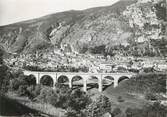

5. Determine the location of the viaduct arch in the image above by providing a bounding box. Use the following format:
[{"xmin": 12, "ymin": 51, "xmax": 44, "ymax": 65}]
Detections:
[{"xmin": 23, "ymin": 71, "xmax": 136, "ymax": 92}]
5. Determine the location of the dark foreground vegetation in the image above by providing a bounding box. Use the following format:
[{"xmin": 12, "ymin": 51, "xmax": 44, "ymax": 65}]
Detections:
[{"xmin": 0, "ymin": 94, "xmax": 38, "ymax": 116}]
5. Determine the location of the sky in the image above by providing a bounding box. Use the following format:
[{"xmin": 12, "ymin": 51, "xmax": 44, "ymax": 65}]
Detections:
[{"xmin": 0, "ymin": 0, "xmax": 119, "ymax": 26}]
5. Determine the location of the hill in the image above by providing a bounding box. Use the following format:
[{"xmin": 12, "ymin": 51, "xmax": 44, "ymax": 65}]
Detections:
[
  {"xmin": 0, "ymin": 0, "xmax": 166, "ymax": 61},
  {"xmin": 102, "ymin": 73, "xmax": 167, "ymax": 110},
  {"xmin": 0, "ymin": 0, "xmax": 137, "ymax": 54}
]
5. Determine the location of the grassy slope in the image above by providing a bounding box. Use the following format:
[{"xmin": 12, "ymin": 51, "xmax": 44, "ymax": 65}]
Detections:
[
  {"xmin": 0, "ymin": 94, "xmax": 37, "ymax": 116},
  {"xmin": 4, "ymin": 92, "xmax": 65, "ymax": 117},
  {"xmin": 102, "ymin": 73, "xmax": 167, "ymax": 111}
]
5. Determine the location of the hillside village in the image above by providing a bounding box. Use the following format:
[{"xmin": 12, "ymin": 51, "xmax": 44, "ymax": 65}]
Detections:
[{"xmin": 4, "ymin": 45, "xmax": 167, "ymax": 73}]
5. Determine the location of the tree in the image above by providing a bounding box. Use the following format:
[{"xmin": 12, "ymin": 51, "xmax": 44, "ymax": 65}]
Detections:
[
  {"xmin": 112, "ymin": 108, "xmax": 122, "ymax": 117},
  {"xmin": 125, "ymin": 102, "xmax": 167, "ymax": 117},
  {"xmin": 86, "ymin": 95, "xmax": 111, "ymax": 117},
  {"xmin": 126, "ymin": 107, "xmax": 144, "ymax": 117},
  {"xmin": 143, "ymin": 102, "xmax": 167, "ymax": 117},
  {"xmin": 0, "ymin": 64, "xmax": 11, "ymax": 93},
  {"xmin": 26, "ymin": 75, "xmax": 36, "ymax": 86},
  {"xmin": 10, "ymin": 78, "xmax": 20, "ymax": 91},
  {"xmin": 68, "ymin": 89, "xmax": 91, "ymax": 111},
  {"xmin": 26, "ymin": 85, "xmax": 42, "ymax": 100},
  {"xmin": 0, "ymin": 49, "xmax": 3, "ymax": 64},
  {"xmin": 65, "ymin": 107, "xmax": 84, "ymax": 117},
  {"xmin": 17, "ymin": 85, "xmax": 28, "ymax": 96}
]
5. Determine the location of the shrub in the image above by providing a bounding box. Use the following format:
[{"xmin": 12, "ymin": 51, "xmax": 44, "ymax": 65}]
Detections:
[
  {"xmin": 10, "ymin": 79, "xmax": 21, "ymax": 91},
  {"xmin": 36, "ymin": 87, "xmax": 55, "ymax": 103},
  {"xmin": 143, "ymin": 102, "xmax": 167, "ymax": 117},
  {"xmin": 53, "ymin": 86, "xmax": 72, "ymax": 108},
  {"xmin": 65, "ymin": 107, "xmax": 84, "ymax": 117},
  {"xmin": 145, "ymin": 92, "xmax": 157, "ymax": 101},
  {"xmin": 0, "ymin": 65, "xmax": 11, "ymax": 93},
  {"xmin": 9, "ymin": 74, "xmax": 28, "ymax": 91},
  {"xmin": 36, "ymin": 86, "xmax": 71, "ymax": 109},
  {"xmin": 26, "ymin": 75, "xmax": 36, "ymax": 86},
  {"xmin": 86, "ymin": 95, "xmax": 111, "ymax": 117},
  {"xmin": 17, "ymin": 85, "xmax": 28, "ymax": 96},
  {"xmin": 12, "ymin": 69, "xmax": 24, "ymax": 79},
  {"xmin": 128, "ymin": 68, "xmax": 139, "ymax": 73},
  {"xmin": 117, "ymin": 66, "xmax": 127, "ymax": 72},
  {"xmin": 26, "ymin": 85, "xmax": 36, "ymax": 99},
  {"xmin": 65, "ymin": 108, "xmax": 78, "ymax": 117},
  {"xmin": 117, "ymin": 96, "xmax": 124, "ymax": 102},
  {"xmin": 68, "ymin": 89, "xmax": 91, "ymax": 111},
  {"xmin": 32, "ymin": 85, "xmax": 42, "ymax": 98},
  {"xmin": 142, "ymin": 67, "xmax": 154, "ymax": 73},
  {"xmin": 126, "ymin": 107, "xmax": 144, "ymax": 117},
  {"xmin": 125, "ymin": 102, "xmax": 167, "ymax": 117},
  {"xmin": 25, "ymin": 84, "xmax": 43, "ymax": 100},
  {"xmin": 112, "ymin": 108, "xmax": 122, "ymax": 117}
]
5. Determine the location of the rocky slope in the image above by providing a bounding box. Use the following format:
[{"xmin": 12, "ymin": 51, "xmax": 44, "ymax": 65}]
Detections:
[
  {"xmin": 0, "ymin": 0, "xmax": 136, "ymax": 53},
  {"xmin": 0, "ymin": 0, "xmax": 166, "ymax": 57}
]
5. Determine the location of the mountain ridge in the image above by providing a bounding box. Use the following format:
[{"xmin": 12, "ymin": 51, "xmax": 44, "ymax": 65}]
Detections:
[{"xmin": 0, "ymin": 0, "xmax": 166, "ymax": 57}]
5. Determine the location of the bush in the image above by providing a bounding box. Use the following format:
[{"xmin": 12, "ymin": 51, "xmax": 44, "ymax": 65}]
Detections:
[
  {"xmin": 26, "ymin": 85, "xmax": 42, "ymax": 100},
  {"xmin": 65, "ymin": 107, "xmax": 84, "ymax": 117},
  {"xmin": 117, "ymin": 66, "xmax": 127, "ymax": 72},
  {"xmin": 126, "ymin": 107, "xmax": 144, "ymax": 117},
  {"xmin": 9, "ymin": 74, "xmax": 27, "ymax": 91},
  {"xmin": 36, "ymin": 87, "xmax": 55, "ymax": 103},
  {"xmin": 125, "ymin": 102, "xmax": 167, "ymax": 117},
  {"xmin": 0, "ymin": 65, "xmax": 11, "ymax": 93},
  {"xmin": 9, "ymin": 73, "xmax": 38, "ymax": 97},
  {"xmin": 117, "ymin": 96, "xmax": 124, "ymax": 102},
  {"xmin": 10, "ymin": 79, "xmax": 21, "ymax": 91},
  {"xmin": 30, "ymin": 85, "xmax": 42, "ymax": 99},
  {"xmin": 145, "ymin": 92, "xmax": 157, "ymax": 101},
  {"xmin": 36, "ymin": 85, "xmax": 71, "ymax": 109},
  {"xmin": 112, "ymin": 108, "xmax": 122, "ymax": 117},
  {"xmin": 142, "ymin": 67, "xmax": 154, "ymax": 73},
  {"xmin": 68, "ymin": 89, "xmax": 91, "ymax": 111},
  {"xmin": 53, "ymin": 86, "xmax": 72, "ymax": 109},
  {"xmin": 17, "ymin": 85, "xmax": 28, "ymax": 96},
  {"xmin": 86, "ymin": 95, "xmax": 111, "ymax": 117},
  {"xmin": 26, "ymin": 75, "xmax": 36, "ymax": 86},
  {"xmin": 144, "ymin": 102, "xmax": 167, "ymax": 117}
]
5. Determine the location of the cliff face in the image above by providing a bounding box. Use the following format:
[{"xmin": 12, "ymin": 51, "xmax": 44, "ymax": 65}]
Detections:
[{"xmin": 0, "ymin": 0, "xmax": 166, "ymax": 57}]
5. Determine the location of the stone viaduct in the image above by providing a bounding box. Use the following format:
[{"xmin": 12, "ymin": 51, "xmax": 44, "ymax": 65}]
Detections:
[{"xmin": 23, "ymin": 71, "xmax": 136, "ymax": 92}]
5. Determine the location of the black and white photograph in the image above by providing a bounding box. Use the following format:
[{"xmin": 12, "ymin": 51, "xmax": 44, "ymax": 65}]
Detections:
[{"xmin": 0, "ymin": 0, "xmax": 167, "ymax": 117}]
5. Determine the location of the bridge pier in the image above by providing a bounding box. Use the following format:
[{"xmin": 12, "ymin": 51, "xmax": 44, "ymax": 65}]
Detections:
[
  {"xmin": 68, "ymin": 76, "xmax": 73, "ymax": 89},
  {"xmin": 69, "ymin": 78, "xmax": 72, "ymax": 88},
  {"xmin": 98, "ymin": 76, "xmax": 103, "ymax": 92},
  {"xmin": 53, "ymin": 77, "xmax": 57, "ymax": 89},
  {"xmin": 83, "ymin": 78, "xmax": 87, "ymax": 92},
  {"xmin": 113, "ymin": 77, "xmax": 119, "ymax": 88}
]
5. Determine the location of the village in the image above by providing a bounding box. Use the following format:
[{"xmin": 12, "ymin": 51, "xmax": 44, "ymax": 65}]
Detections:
[{"xmin": 5, "ymin": 46, "xmax": 167, "ymax": 73}]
